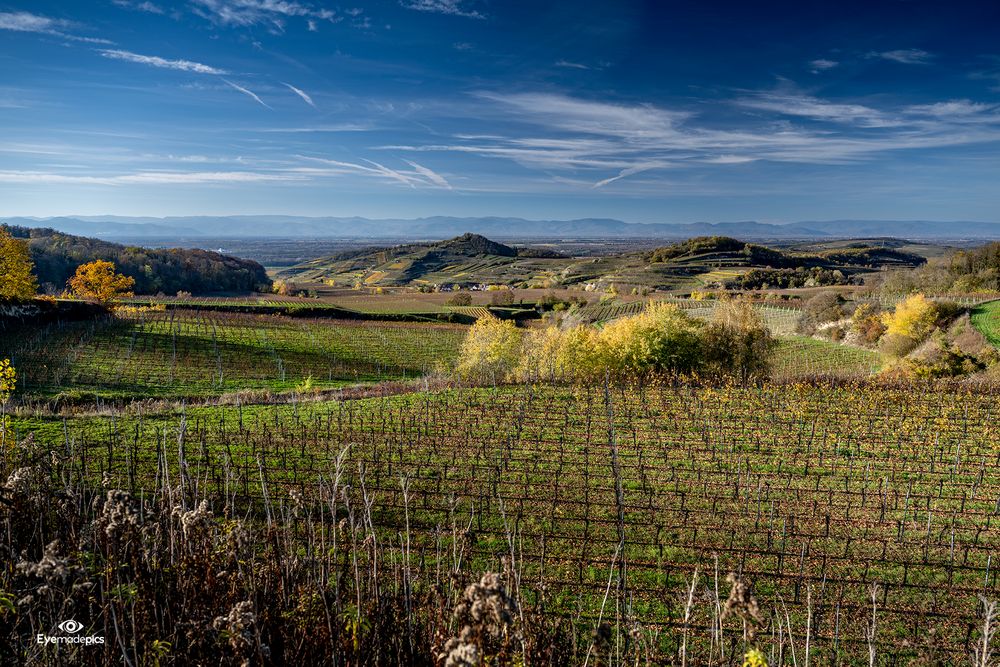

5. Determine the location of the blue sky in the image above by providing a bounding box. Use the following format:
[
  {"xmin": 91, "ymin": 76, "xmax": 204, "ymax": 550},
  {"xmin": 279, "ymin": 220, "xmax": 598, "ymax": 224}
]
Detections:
[{"xmin": 2, "ymin": 0, "xmax": 1000, "ymax": 223}]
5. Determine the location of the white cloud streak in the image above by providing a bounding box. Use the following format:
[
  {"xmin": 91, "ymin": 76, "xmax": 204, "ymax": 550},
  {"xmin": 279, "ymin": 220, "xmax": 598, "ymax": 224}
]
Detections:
[
  {"xmin": 404, "ymin": 160, "xmax": 451, "ymax": 188},
  {"xmin": 224, "ymin": 80, "xmax": 272, "ymax": 109},
  {"xmin": 296, "ymin": 155, "xmax": 452, "ymax": 188},
  {"xmin": 400, "ymin": 0, "xmax": 484, "ymax": 19},
  {"xmin": 282, "ymin": 82, "xmax": 317, "ymax": 108},
  {"xmin": 906, "ymin": 100, "xmax": 993, "ymax": 117},
  {"xmin": 737, "ymin": 93, "xmax": 898, "ymax": 127},
  {"xmin": 874, "ymin": 49, "xmax": 933, "ymax": 65},
  {"xmin": 190, "ymin": 0, "xmax": 341, "ymax": 28},
  {"xmin": 99, "ymin": 49, "xmax": 227, "ymax": 75},
  {"xmin": 809, "ymin": 59, "xmax": 838, "ymax": 73},
  {"xmin": 555, "ymin": 60, "xmax": 590, "ymax": 70},
  {"xmin": 0, "ymin": 11, "xmax": 113, "ymax": 44},
  {"xmin": 379, "ymin": 90, "xmax": 1000, "ymax": 190},
  {"xmin": 0, "ymin": 170, "xmax": 299, "ymax": 185},
  {"xmin": 112, "ymin": 1, "xmax": 165, "ymax": 14},
  {"xmin": 592, "ymin": 163, "xmax": 662, "ymax": 188}
]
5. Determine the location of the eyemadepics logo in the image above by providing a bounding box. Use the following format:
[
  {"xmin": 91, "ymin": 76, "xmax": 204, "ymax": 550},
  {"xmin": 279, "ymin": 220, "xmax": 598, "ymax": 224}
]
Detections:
[
  {"xmin": 37, "ymin": 619, "xmax": 105, "ymax": 645},
  {"xmin": 57, "ymin": 620, "xmax": 83, "ymax": 633}
]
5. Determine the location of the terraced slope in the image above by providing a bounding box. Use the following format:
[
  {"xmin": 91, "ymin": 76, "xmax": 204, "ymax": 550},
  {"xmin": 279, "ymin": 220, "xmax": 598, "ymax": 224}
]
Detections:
[{"xmin": 277, "ymin": 234, "xmax": 925, "ymax": 291}]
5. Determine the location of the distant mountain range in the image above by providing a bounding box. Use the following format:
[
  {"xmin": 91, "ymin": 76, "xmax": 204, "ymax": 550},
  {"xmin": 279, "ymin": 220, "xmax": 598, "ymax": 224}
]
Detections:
[{"xmin": 4, "ymin": 215, "xmax": 1000, "ymax": 241}]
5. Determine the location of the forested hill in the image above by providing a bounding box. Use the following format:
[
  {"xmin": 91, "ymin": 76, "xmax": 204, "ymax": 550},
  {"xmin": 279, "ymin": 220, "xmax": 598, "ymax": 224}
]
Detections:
[{"xmin": 4, "ymin": 226, "xmax": 271, "ymax": 295}]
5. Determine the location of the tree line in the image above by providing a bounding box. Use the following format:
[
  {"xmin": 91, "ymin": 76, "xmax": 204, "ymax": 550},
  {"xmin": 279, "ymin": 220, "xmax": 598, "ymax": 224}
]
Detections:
[{"xmin": 2, "ymin": 226, "xmax": 271, "ymax": 296}]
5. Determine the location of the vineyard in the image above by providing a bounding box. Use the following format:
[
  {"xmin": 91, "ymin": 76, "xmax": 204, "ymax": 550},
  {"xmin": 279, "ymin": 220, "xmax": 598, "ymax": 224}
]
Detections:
[
  {"xmin": 576, "ymin": 299, "xmax": 648, "ymax": 322},
  {"xmin": 771, "ymin": 337, "xmax": 883, "ymax": 379},
  {"xmin": 0, "ymin": 309, "xmax": 465, "ymax": 400},
  {"xmin": 9, "ymin": 381, "xmax": 1000, "ymax": 664},
  {"xmin": 581, "ymin": 298, "xmax": 805, "ymax": 338}
]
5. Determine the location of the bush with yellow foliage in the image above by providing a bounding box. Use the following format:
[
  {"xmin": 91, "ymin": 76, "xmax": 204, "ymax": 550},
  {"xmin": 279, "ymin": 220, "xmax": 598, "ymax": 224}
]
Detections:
[
  {"xmin": 454, "ymin": 317, "xmax": 523, "ymax": 382},
  {"xmin": 878, "ymin": 294, "xmax": 942, "ymax": 357},
  {"xmin": 882, "ymin": 294, "xmax": 938, "ymax": 340},
  {"xmin": 517, "ymin": 324, "xmax": 603, "ymax": 382},
  {"xmin": 597, "ymin": 302, "xmax": 703, "ymax": 376},
  {"xmin": 457, "ymin": 299, "xmax": 776, "ymax": 384}
]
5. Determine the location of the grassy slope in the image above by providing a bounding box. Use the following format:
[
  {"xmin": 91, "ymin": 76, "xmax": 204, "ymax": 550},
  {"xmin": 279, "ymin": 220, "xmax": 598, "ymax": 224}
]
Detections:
[
  {"xmin": 970, "ymin": 299, "xmax": 1000, "ymax": 348},
  {"xmin": 1, "ymin": 309, "xmax": 465, "ymax": 400}
]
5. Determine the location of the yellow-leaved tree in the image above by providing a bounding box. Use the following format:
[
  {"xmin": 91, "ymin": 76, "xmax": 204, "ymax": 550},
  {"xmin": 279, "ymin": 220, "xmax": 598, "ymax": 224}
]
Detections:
[
  {"xmin": 68, "ymin": 260, "xmax": 135, "ymax": 303},
  {"xmin": 455, "ymin": 317, "xmax": 522, "ymax": 382},
  {"xmin": 880, "ymin": 293, "xmax": 939, "ymax": 356},
  {"xmin": 0, "ymin": 228, "xmax": 38, "ymax": 301}
]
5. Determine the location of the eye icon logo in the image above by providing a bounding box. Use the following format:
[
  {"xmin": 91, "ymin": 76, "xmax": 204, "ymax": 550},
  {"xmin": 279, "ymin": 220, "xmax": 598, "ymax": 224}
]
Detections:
[{"xmin": 57, "ymin": 620, "xmax": 83, "ymax": 634}]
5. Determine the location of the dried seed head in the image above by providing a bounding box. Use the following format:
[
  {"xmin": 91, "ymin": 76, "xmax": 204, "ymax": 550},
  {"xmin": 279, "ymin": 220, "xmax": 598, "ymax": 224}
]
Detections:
[
  {"xmin": 443, "ymin": 637, "xmax": 481, "ymax": 667},
  {"xmin": 288, "ymin": 488, "xmax": 304, "ymax": 518},
  {"xmin": 16, "ymin": 540, "xmax": 84, "ymax": 585},
  {"xmin": 4, "ymin": 466, "xmax": 40, "ymax": 495},
  {"xmin": 100, "ymin": 490, "xmax": 141, "ymax": 539},
  {"xmin": 173, "ymin": 500, "xmax": 213, "ymax": 539},
  {"xmin": 453, "ymin": 572, "xmax": 518, "ymax": 637}
]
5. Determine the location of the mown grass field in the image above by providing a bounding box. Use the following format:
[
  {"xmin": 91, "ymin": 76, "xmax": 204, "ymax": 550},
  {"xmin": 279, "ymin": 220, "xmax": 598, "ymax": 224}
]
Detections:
[
  {"xmin": 11, "ymin": 381, "xmax": 1000, "ymax": 664},
  {"xmin": 0, "ymin": 309, "xmax": 465, "ymax": 400},
  {"xmin": 971, "ymin": 299, "xmax": 1000, "ymax": 349}
]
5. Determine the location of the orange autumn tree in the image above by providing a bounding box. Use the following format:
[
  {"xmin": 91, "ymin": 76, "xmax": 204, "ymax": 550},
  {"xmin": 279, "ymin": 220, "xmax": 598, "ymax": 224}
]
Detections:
[{"xmin": 68, "ymin": 260, "xmax": 135, "ymax": 303}]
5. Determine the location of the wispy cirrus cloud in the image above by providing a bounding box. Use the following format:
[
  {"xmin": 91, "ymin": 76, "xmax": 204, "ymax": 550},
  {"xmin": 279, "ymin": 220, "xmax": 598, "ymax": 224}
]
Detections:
[
  {"xmin": 737, "ymin": 93, "xmax": 898, "ymax": 127},
  {"xmin": 224, "ymin": 80, "xmax": 272, "ymax": 109},
  {"xmin": 379, "ymin": 90, "xmax": 1000, "ymax": 190},
  {"xmin": 111, "ymin": 0, "xmax": 165, "ymax": 14},
  {"xmin": 906, "ymin": 100, "xmax": 993, "ymax": 117},
  {"xmin": 256, "ymin": 124, "xmax": 372, "ymax": 133},
  {"xmin": 404, "ymin": 160, "xmax": 451, "ymax": 189},
  {"xmin": 0, "ymin": 10, "xmax": 112, "ymax": 44},
  {"xmin": 555, "ymin": 60, "xmax": 591, "ymax": 70},
  {"xmin": 702, "ymin": 155, "xmax": 759, "ymax": 165},
  {"xmin": 474, "ymin": 92, "xmax": 691, "ymax": 140},
  {"xmin": 809, "ymin": 59, "xmax": 838, "ymax": 73},
  {"xmin": 99, "ymin": 49, "xmax": 227, "ymax": 75},
  {"xmin": 296, "ymin": 155, "xmax": 451, "ymax": 188},
  {"xmin": 0, "ymin": 170, "xmax": 299, "ymax": 185},
  {"xmin": 190, "ymin": 0, "xmax": 344, "ymax": 29},
  {"xmin": 592, "ymin": 163, "xmax": 663, "ymax": 188},
  {"xmin": 282, "ymin": 82, "xmax": 317, "ymax": 108},
  {"xmin": 401, "ymin": 0, "xmax": 484, "ymax": 19},
  {"xmin": 872, "ymin": 49, "xmax": 934, "ymax": 65}
]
